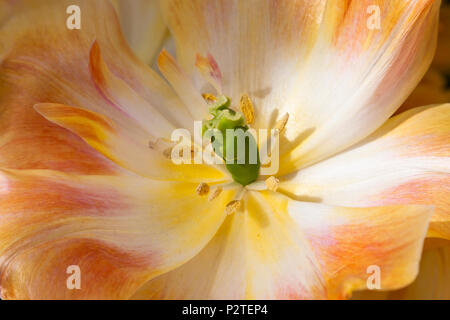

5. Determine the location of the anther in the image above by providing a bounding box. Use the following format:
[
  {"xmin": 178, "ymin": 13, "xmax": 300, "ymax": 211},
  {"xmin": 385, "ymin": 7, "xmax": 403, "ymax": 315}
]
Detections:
[
  {"xmin": 274, "ymin": 113, "xmax": 289, "ymax": 133},
  {"xmin": 196, "ymin": 182, "xmax": 210, "ymax": 196},
  {"xmin": 225, "ymin": 200, "xmax": 241, "ymax": 215},
  {"xmin": 265, "ymin": 176, "xmax": 280, "ymax": 192},
  {"xmin": 202, "ymin": 93, "xmax": 217, "ymax": 103},
  {"xmin": 240, "ymin": 93, "xmax": 254, "ymax": 124},
  {"xmin": 208, "ymin": 186, "xmax": 223, "ymax": 201}
]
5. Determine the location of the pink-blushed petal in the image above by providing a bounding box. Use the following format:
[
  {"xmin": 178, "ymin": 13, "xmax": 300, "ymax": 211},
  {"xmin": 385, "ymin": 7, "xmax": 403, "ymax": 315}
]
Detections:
[
  {"xmin": 353, "ymin": 239, "xmax": 450, "ymax": 300},
  {"xmin": 157, "ymin": 50, "xmax": 209, "ymax": 121},
  {"xmin": 162, "ymin": 0, "xmax": 440, "ymax": 173},
  {"xmin": 34, "ymin": 103, "xmax": 226, "ymax": 183},
  {"xmin": 88, "ymin": 40, "xmax": 176, "ymax": 139},
  {"xmin": 287, "ymin": 197, "xmax": 432, "ymax": 299},
  {"xmin": 0, "ymin": 168, "xmax": 234, "ymax": 299},
  {"xmin": 131, "ymin": 192, "xmax": 431, "ymax": 300},
  {"xmin": 111, "ymin": 0, "xmax": 167, "ymax": 65},
  {"xmin": 281, "ymin": 104, "xmax": 450, "ymax": 240},
  {"xmin": 0, "ymin": 0, "xmax": 192, "ymax": 174}
]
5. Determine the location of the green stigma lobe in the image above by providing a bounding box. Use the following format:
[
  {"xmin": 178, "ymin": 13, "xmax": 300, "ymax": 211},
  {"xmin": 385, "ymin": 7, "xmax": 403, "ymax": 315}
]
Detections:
[{"xmin": 202, "ymin": 95, "xmax": 260, "ymax": 186}]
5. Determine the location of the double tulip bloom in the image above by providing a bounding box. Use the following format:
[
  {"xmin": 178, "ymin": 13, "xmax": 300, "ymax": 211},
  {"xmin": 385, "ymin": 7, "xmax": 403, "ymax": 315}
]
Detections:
[{"xmin": 0, "ymin": 0, "xmax": 448, "ymax": 299}]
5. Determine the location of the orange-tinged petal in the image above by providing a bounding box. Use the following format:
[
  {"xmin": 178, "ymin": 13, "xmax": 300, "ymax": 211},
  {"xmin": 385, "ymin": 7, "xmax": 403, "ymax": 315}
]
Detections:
[
  {"xmin": 162, "ymin": 0, "xmax": 440, "ymax": 173},
  {"xmin": 281, "ymin": 104, "xmax": 450, "ymax": 240},
  {"xmin": 0, "ymin": 0, "xmax": 191, "ymax": 175},
  {"xmin": 157, "ymin": 49, "xmax": 208, "ymax": 121},
  {"xmin": 88, "ymin": 41, "xmax": 176, "ymax": 139},
  {"xmin": 0, "ymin": 168, "xmax": 234, "ymax": 299},
  {"xmin": 131, "ymin": 192, "xmax": 431, "ymax": 300},
  {"xmin": 287, "ymin": 198, "xmax": 432, "ymax": 299},
  {"xmin": 353, "ymin": 239, "xmax": 450, "ymax": 300},
  {"xmin": 34, "ymin": 103, "xmax": 226, "ymax": 183}
]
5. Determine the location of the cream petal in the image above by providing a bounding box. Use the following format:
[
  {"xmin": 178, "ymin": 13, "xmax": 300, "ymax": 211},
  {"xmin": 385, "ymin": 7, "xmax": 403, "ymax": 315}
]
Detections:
[
  {"xmin": 131, "ymin": 192, "xmax": 431, "ymax": 299},
  {"xmin": 162, "ymin": 0, "xmax": 440, "ymax": 173},
  {"xmin": 35, "ymin": 103, "xmax": 226, "ymax": 182},
  {"xmin": 131, "ymin": 191, "xmax": 326, "ymax": 300},
  {"xmin": 281, "ymin": 104, "xmax": 450, "ymax": 240}
]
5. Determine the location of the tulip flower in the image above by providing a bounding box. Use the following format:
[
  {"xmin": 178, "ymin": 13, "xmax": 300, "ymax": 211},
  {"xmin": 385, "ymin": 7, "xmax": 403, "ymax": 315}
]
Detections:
[
  {"xmin": 0, "ymin": 0, "xmax": 448, "ymax": 300},
  {"xmin": 398, "ymin": 1, "xmax": 450, "ymax": 113}
]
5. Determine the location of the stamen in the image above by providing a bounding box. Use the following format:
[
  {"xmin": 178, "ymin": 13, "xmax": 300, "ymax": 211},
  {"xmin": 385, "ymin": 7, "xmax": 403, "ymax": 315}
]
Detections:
[
  {"xmin": 261, "ymin": 160, "xmax": 272, "ymax": 168},
  {"xmin": 202, "ymin": 93, "xmax": 217, "ymax": 103},
  {"xmin": 163, "ymin": 144, "xmax": 195, "ymax": 160},
  {"xmin": 265, "ymin": 176, "xmax": 280, "ymax": 192},
  {"xmin": 208, "ymin": 186, "xmax": 223, "ymax": 201},
  {"xmin": 149, "ymin": 137, "xmax": 172, "ymax": 151},
  {"xmin": 225, "ymin": 200, "xmax": 241, "ymax": 215},
  {"xmin": 245, "ymin": 180, "xmax": 267, "ymax": 191},
  {"xmin": 195, "ymin": 54, "xmax": 223, "ymax": 93},
  {"xmin": 240, "ymin": 93, "xmax": 255, "ymax": 124},
  {"xmin": 274, "ymin": 113, "xmax": 289, "ymax": 133},
  {"xmin": 196, "ymin": 182, "xmax": 210, "ymax": 196},
  {"xmin": 162, "ymin": 147, "xmax": 173, "ymax": 159}
]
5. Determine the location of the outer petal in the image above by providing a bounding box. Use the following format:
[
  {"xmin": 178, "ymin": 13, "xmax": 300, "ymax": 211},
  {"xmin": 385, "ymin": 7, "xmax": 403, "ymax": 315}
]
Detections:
[
  {"xmin": 287, "ymin": 199, "xmax": 432, "ymax": 299},
  {"xmin": 397, "ymin": 68, "xmax": 450, "ymax": 114},
  {"xmin": 281, "ymin": 104, "xmax": 450, "ymax": 240},
  {"xmin": 0, "ymin": 168, "xmax": 233, "ymax": 299},
  {"xmin": 353, "ymin": 239, "xmax": 450, "ymax": 300},
  {"xmin": 34, "ymin": 103, "xmax": 226, "ymax": 182},
  {"xmin": 162, "ymin": 0, "xmax": 440, "ymax": 173},
  {"xmin": 112, "ymin": 0, "xmax": 168, "ymax": 65},
  {"xmin": 131, "ymin": 192, "xmax": 431, "ymax": 300},
  {"xmin": 0, "ymin": 0, "xmax": 192, "ymax": 174}
]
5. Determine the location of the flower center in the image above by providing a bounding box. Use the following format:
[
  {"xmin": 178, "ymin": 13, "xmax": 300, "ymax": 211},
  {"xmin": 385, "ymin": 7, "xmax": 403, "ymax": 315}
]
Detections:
[{"xmin": 202, "ymin": 95, "xmax": 260, "ymax": 186}]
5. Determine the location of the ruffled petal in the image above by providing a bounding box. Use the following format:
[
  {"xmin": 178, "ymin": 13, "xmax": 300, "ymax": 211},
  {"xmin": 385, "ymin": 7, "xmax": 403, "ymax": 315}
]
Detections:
[
  {"xmin": 112, "ymin": 0, "xmax": 167, "ymax": 65},
  {"xmin": 131, "ymin": 192, "xmax": 431, "ymax": 299},
  {"xmin": 0, "ymin": 168, "xmax": 233, "ymax": 299},
  {"xmin": 0, "ymin": 0, "xmax": 192, "ymax": 174},
  {"xmin": 288, "ymin": 198, "xmax": 432, "ymax": 299},
  {"xmin": 35, "ymin": 103, "xmax": 226, "ymax": 182},
  {"xmin": 162, "ymin": 0, "xmax": 440, "ymax": 172},
  {"xmin": 281, "ymin": 104, "xmax": 450, "ymax": 239},
  {"xmin": 353, "ymin": 239, "xmax": 450, "ymax": 299}
]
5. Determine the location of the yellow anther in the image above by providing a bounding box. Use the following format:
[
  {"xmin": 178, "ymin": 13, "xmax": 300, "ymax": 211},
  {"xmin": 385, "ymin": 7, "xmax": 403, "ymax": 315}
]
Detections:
[
  {"xmin": 202, "ymin": 93, "xmax": 217, "ymax": 103},
  {"xmin": 196, "ymin": 182, "xmax": 210, "ymax": 196},
  {"xmin": 240, "ymin": 93, "xmax": 254, "ymax": 124},
  {"xmin": 225, "ymin": 200, "xmax": 241, "ymax": 215},
  {"xmin": 265, "ymin": 176, "xmax": 280, "ymax": 192},
  {"xmin": 274, "ymin": 113, "xmax": 289, "ymax": 133},
  {"xmin": 208, "ymin": 186, "xmax": 223, "ymax": 201}
]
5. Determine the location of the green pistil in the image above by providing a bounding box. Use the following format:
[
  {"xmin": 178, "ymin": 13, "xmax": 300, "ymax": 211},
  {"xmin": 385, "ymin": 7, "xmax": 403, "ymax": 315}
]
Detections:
[{"xmin": 202, "ymin": 95, "xmax": 260, "ymax": 186}]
